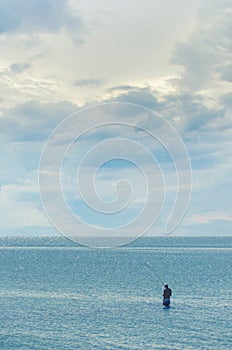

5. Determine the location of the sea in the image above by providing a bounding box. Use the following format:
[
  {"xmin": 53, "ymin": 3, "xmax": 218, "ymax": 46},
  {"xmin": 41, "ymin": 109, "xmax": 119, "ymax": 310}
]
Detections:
[{"xmin": 0, "ymin": 236, "xmax": 231, "ymax": 349}]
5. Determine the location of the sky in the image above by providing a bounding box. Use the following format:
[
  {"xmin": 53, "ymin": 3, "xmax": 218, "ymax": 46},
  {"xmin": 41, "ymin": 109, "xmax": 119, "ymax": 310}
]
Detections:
[{"xmin": 0, "ymin": 0, "xmax": 232, "ymax": 241}]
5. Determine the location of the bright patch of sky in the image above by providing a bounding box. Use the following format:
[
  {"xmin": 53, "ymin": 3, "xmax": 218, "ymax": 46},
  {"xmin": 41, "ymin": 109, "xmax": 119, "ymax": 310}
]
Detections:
[{"xmin": 0, "ymin": 0, "xmax": 232, "ymax": 238}]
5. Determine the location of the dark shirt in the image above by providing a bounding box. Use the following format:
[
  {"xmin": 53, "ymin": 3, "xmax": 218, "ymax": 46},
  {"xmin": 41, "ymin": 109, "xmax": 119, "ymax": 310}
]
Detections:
[{"xmin": 163, "ymin": 287, "xmax": 172, "ymax": 299}]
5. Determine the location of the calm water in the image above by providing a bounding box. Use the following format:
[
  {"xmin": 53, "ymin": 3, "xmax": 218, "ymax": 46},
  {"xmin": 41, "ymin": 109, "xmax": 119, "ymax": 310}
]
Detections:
[{"xmin": 0, "ymin": 236, "xmax": 231, "ymax": 349}]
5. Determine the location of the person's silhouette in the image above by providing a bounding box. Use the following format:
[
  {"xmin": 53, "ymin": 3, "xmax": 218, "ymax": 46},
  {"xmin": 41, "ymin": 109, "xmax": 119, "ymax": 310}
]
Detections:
[{"xmin": 163, "ymin": 284, "xmax": 172, "ymax": 306}]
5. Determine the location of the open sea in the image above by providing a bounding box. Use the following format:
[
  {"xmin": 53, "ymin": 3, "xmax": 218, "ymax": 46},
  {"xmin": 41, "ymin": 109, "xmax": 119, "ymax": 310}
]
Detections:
[{"xmin": 0, "ymin": 236, "xmax": 231, "ymax": 349}]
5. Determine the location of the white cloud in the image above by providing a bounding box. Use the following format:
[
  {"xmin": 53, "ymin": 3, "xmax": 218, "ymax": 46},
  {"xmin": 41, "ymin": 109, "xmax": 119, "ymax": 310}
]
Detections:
[{"xmin": 0, "ymin": 0, "xmax": 202, "ymax": 108}]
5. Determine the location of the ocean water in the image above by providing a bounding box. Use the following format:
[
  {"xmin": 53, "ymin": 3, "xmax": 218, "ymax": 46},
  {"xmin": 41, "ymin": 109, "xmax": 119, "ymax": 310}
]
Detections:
[{"xmin": 0, "ymin": 236, "xmax": 231, "ymax": 349}]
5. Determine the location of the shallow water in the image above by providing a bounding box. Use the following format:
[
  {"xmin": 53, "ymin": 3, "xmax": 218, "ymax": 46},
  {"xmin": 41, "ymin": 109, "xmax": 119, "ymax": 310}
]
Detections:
[{"xmin": 0, "ymin": 237, "xmax": 231, "ymax": 349}]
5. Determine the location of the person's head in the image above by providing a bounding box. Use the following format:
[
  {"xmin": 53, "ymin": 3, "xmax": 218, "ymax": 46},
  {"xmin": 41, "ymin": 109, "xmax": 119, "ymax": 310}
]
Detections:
[{"xmin": 164, "ymin": 284, "xmax": 168, "ymax": 288}]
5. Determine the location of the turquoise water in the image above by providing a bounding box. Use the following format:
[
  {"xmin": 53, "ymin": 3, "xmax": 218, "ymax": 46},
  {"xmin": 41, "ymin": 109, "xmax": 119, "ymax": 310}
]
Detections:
[{"xmin": 0, "ymin": 237, "xmax": 231, "ymax": 349}]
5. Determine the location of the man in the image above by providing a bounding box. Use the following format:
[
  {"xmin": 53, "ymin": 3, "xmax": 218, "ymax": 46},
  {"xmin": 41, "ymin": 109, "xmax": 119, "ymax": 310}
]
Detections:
[{"xmin": 163, "ymin": 284, "xmax": 172, "ymax": 306}]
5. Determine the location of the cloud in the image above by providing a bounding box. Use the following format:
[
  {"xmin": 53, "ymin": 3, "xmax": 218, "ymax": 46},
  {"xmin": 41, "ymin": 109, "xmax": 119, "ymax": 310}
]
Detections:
[
  {"xmin": 105, "ymin": 84, "xmax": 226, "ymax": 135},
  {"xmin": 176, "ymin": 93, "xmax": 224, "ymax": 132},
  {"xmin": 107, "ymin": 85, "xmax": 137, "ymax": 93},
  {"xmin": 0, "ymin": 89, "xmax": 230, "ymax": 236},
  {"xmin": 74, "ymin": 78, "xmax": 103, "ymax": 87},
  {"xmin": 0, "ymin": 68, "xmax": 73, "ymax": 108},
  {"xmin": 217, "ymin": 64, "xmax": 232, "ymax": 83},
  {"xmin": 107, "ymin": 85, "xmax": 162, "ymax": 111},
  {"xmin": 10, "ymin": 62, "xmax": 31, "ymax": 73},
  {"xmin": 173, "ymin": 0, "xmax": 232, "ymax": 92},
  {"xmin": 173, "ymin": 41, "xmax": 219, "ymax": 90},
  {"xmin": 0, "ymin": 100, "xmax": 79, "ymax": 233},
  {"xmin": 0, "ymin": 0, "xmax": 231, "ymax": 237},
  {"xmin": 0, "ymin": 0, "xmax": 83, "ymax": 44},
  {"xmin": 221, "ymin": 92, "xmax": 232, "ymax": 108},
  {"xmin": 0, "ymin": 100, "xmax": 77, "ymax": 142},
  {"xmin": 185, "ymin": 211, "xmax": 232, "ymax": 225}
]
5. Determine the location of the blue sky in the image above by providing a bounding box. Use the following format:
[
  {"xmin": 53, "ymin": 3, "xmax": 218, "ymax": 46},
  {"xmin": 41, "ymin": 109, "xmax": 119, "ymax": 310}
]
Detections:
[{"xmin": 0, "ymin": 0, "xmax": 232, "ymax": 239}]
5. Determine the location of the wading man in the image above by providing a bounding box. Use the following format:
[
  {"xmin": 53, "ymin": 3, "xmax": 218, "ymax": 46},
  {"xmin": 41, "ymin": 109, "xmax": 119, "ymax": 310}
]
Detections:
[{"xmin": 163, "ymin": 284, "xmax": 172, "ymax": 306}]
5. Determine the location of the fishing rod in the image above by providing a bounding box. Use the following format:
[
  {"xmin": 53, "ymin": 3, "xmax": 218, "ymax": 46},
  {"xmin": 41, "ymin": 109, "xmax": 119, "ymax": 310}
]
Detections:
[{"xmin": 145, "ymin": 262, "xmax": 165, "ymax": 286}]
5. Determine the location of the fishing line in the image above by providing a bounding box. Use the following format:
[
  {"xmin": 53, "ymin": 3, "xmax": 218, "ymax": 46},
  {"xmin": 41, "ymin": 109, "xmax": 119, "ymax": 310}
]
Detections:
[{"xmin": 145, "ymin": 262, "xmax": 165, "ymax": 286}]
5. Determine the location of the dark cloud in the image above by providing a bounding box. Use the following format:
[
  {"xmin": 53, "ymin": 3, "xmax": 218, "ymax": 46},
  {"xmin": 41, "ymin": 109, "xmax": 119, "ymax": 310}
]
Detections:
[
  {"xmin": 106, "ymin": 84, "xmax": 225, "ymax": 133},
  {"xmin": 0, "ymin": 0, "xmax": 83, "ymax": 44},
  {"xmin": 10, "ymin": 62, "xmax": 31, "ymax": 73},
  {"xmin": 221, "ymin": 92, "xmax": 232, "ymax": 107},
  {"xmin": 107, "ymin": 85, "xmax": 136, "ymax": 93},
  {"xmin": 177, "ymin": 94, "xmax": 224, "ymax": 132},
  {"xmin": 173, "ymin": 37, "xmax": 221, "ymax": 91},
  {"xmin": 0, "ymin": 100, "xmax": 77, "ymax": 142},
  {"xmin": 74, "ymin": 79, "xmax": 103, "ymax": 87},
  {"xmin": 218, "ymin": 64, "xmax": 232, "ymax": 82},
  {"xmin": 107, "ymin": 86, "xmax": 161, "ymax": 111},
  {"xmin": 173, "ymin": 0, "xmax": 232, "ymax": 91}
]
